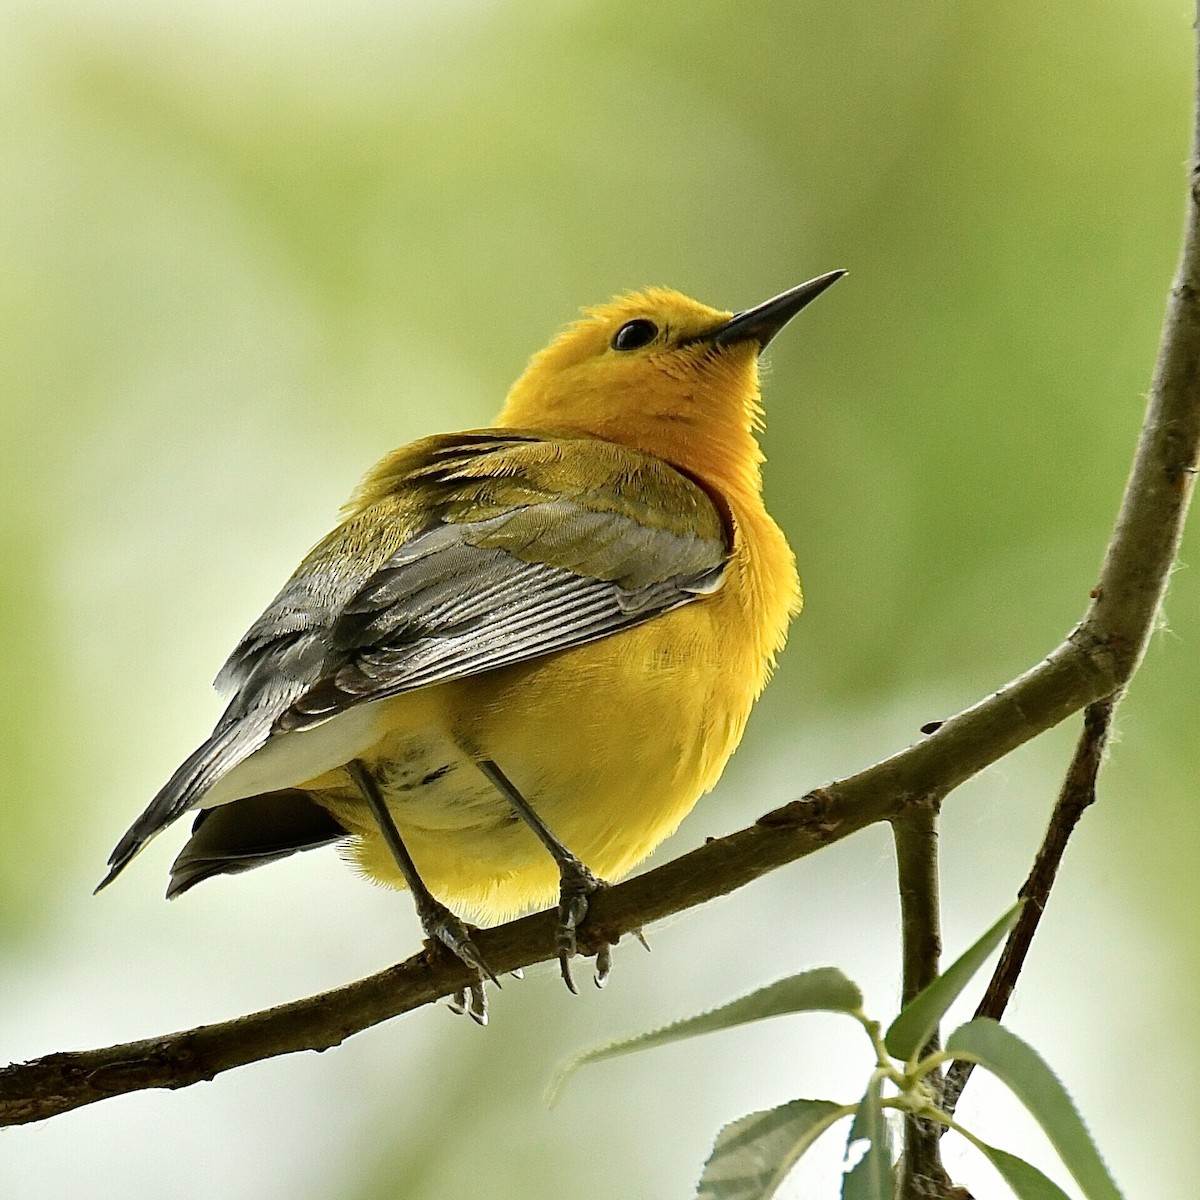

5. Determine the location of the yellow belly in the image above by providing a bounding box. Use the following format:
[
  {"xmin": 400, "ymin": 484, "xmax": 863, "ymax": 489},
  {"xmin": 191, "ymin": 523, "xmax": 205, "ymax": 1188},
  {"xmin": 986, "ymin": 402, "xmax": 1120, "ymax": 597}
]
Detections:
[{"xmin": 311, "ymin": 580, "xmax": 775, "ymax": 923}]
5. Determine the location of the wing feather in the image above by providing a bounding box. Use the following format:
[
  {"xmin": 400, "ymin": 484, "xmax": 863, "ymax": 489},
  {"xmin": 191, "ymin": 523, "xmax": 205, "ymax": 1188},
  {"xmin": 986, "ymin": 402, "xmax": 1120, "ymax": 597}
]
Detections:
[
  {"xmin": 269, "ymin": 434, "xmax": 730, "ymax": 729},
  {"xmin": 103, "ymin": 431, "xmax": 729, "ymax": 880}
]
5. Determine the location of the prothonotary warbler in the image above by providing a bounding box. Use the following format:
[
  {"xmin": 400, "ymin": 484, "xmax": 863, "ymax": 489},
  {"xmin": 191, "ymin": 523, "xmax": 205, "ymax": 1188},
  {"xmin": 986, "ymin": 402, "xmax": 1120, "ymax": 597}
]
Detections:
[{"xmin": 99, "ymin": 271, "xmax": 845, "ymax": 1017}]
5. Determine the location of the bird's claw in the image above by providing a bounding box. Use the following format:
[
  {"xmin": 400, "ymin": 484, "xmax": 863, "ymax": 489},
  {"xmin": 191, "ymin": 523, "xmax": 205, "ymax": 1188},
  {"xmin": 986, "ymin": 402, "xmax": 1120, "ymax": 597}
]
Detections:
[
  {"xmin": 447, "ymin": 982, "xmax": 488, "ymax": 1025},
  {"xmin": 594, "ymin": 942, "xmax": 612, "ymax": 989},
  {"xmin": 555, "ymin": 862, "xmax": 610, "ymax": 994},
  {"xmin": 419, "ymin": 900, "xmax": 498, "ymax": 986},
  {"xmin": 416, "ymin": 895, "xmax": 498, "ymax": 1023}
]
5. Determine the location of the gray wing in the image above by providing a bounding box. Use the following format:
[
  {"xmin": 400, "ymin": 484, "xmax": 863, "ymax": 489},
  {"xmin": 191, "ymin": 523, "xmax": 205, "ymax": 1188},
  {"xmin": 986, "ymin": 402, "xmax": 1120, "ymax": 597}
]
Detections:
[
  {"xmin": 277, "ymin": 507, "xmax": 727, "ymax": 730},
  {"xmin": 100, "ymin": 436, "xmax": 728, "ymax": 887}
]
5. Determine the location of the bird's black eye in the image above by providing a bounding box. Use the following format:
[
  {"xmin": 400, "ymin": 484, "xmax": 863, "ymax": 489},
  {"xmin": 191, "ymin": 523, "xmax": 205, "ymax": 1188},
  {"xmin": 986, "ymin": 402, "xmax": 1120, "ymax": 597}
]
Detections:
[{"xmin": 611, "ymin": 319, "xmax": 659, "ymax": 351}]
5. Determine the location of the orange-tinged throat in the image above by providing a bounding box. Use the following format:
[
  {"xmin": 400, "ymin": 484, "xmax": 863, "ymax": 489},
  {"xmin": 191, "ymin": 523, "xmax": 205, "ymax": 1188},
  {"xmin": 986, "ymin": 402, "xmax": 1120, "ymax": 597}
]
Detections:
[{"xmin": 496, "ymin": 338, "xmax": 768, "ymax": 504}]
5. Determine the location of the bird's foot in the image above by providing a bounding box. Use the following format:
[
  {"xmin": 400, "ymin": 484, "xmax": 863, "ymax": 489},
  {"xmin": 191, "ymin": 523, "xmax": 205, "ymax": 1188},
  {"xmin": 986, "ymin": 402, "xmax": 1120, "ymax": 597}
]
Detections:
[
  {"xmin": 413, "ymin": 895, "xmax": 498, "ymax": 1025},
  {"xmin": 556, "ymin": 861, "xmax": 611, "ymax": 993}
]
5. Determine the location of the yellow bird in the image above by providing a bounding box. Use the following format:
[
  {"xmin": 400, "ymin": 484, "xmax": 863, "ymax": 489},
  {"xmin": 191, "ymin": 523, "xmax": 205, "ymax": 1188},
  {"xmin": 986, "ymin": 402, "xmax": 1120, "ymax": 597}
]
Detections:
[{"xmin": 99, "ymin": 272, "xmax": 845, "ymax": 1016}]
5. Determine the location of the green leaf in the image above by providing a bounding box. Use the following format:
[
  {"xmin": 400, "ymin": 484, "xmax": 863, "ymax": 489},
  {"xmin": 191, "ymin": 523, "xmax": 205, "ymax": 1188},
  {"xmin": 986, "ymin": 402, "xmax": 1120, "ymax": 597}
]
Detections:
[
  {"xmin": 885, "ymin": 901, "xmax": 1023, "ymax": 1061},
  {"xmin": 946, "ymin": 1019, "xmax": 1124, "ymax": 1200},
  {"xmin": 970, "ymin": 1139, "xmax": 1074, "ymax": 1200},
  {"xmin": 695, "ymin": 1098, "xmax": 848, "ymax": 1200},
  {"xmin": 548, "ymin": 968, "xmax": 864, "ymax": 1105},
  {"xmin": 841, "ymin": 1078, "xmax": 893, "ymax": 1200}
]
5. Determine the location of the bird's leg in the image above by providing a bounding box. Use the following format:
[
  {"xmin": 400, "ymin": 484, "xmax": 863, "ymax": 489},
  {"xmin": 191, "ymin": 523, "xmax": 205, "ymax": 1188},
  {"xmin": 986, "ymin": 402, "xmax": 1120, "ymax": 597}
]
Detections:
[
  {"xmin": 346, "ymin": 759, "xmax": 497, "ymax": 1023},
  {"xmin": 476, "ymin": 758, "xmax": 610, "ymax": 993}
]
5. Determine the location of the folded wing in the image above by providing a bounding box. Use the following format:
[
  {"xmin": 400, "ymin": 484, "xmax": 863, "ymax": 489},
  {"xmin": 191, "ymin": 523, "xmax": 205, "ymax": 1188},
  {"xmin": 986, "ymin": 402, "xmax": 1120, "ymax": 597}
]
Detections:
[{"xmin": 101, "ymin": 431, "xmax": 729, "ymax": 885}]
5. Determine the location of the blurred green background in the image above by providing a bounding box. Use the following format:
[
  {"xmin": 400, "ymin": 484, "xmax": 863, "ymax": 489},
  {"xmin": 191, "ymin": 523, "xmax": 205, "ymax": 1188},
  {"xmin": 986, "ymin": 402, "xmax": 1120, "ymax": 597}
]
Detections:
[{"xmin": 2, "ymin": 1, "xmax": 1195, "ymax": 1196}]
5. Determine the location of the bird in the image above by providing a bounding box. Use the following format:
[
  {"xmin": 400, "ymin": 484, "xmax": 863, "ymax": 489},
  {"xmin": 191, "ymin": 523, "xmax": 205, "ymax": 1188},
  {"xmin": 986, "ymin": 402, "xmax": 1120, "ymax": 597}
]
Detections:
[{"xmin": 98, "ymin": 271, "xmax": 845, "ymax": 1020}]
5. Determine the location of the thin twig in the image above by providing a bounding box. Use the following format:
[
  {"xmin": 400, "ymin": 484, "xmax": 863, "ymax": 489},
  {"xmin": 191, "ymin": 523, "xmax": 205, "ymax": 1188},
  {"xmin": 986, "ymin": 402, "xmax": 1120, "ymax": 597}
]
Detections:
[
  {"xmin": 0, "ymin": 785, "xmax": 899, "ymax": 1128},
  {"xmin": 895, "ymin": 798, "xmax": 945, "ymax": 1011},
  {"xmin": 4, "ymin": 10, "xmax": 1200, "ymax": 1125},
  {"xmin": 942, "ymin": 699, "xmax": 1115, "ymax": 1117},
  {"xmin": 940, "ymin": 0, "xmax": 1200, "ymax": 1114},
  {"xmin": 892, "ymin": 798, "xmax": 960, "ymax": 1198}
]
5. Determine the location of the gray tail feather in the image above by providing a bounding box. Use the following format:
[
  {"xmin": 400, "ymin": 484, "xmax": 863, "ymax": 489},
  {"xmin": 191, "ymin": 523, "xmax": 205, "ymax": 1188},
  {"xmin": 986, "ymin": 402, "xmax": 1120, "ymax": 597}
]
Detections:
[
  {"xmin": 167, "ymin": 790, "xmax": 348, "ymax": 898},
  {"xmin": 96, "ymin": 716, "xmax": 273, "ymax": 893}
]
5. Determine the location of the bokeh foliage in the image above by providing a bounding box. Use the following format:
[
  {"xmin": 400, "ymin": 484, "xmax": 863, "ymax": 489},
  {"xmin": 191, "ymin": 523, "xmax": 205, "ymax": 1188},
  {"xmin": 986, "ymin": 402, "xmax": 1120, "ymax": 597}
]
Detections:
[{"xmin": 1, "ymin": 1, "xmax": 1195, "ymax": 1197}]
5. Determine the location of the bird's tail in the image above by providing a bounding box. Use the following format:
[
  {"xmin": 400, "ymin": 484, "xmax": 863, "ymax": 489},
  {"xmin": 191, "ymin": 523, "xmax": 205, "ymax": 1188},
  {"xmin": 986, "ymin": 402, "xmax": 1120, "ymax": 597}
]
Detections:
[
  {"xmin": 95, "ymin": 715, "xmax": 273, "ymax": 893},
  {"xmin": 166, "ymin": 789, "xmax": 348, "ymax": 899}
]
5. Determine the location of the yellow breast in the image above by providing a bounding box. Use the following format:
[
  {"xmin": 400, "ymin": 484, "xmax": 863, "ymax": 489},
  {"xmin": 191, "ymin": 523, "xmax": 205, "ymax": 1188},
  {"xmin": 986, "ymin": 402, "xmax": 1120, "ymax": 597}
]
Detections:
[{"xmin": 316, "ymin": 494, "xmax": 799, "ymax": 923}]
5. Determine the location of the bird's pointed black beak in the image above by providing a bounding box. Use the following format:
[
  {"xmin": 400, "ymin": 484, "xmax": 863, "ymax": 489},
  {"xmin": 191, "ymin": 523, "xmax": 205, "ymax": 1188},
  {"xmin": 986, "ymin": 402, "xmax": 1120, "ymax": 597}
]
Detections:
[{"xmin": 700, "ymin": 270, "xmax": 847, "ymax": 353}]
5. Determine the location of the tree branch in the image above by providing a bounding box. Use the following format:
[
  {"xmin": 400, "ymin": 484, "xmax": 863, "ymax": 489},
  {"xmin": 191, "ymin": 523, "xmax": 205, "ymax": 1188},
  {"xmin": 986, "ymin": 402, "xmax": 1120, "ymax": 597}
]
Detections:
[
  {"xmin": 941, "ymin": 698, "xmax": 1115, "ymax": 1117},
  {"xmin": 0, "ymin": 614, "xmax": 1171, "ymax": 1128},
  {"xmin": 940, "ymin": 0, "xmax": 1200, "ymax": 1121},
  {"xmin": 892, "ymin": 798, "xmax": 960, "ymax": 1198},
  {"xmin": 5, "ymin": 18, "xmax": 1199, "ymax": 1126},
  {"xmin": 894, "ymin": 799, "xmax": 945, "ymax": 1013}
]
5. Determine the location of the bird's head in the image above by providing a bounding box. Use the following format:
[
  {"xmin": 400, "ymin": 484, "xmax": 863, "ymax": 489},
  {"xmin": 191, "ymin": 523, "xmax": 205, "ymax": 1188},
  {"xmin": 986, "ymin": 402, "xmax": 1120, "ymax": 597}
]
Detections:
[{"xmin": 497, "ymin": 272, "xmax": 845, "ymax": 494}]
